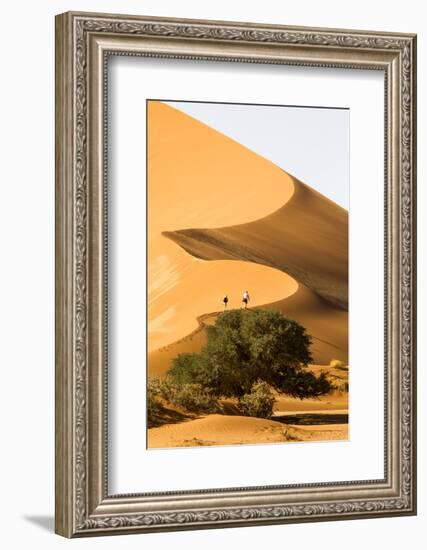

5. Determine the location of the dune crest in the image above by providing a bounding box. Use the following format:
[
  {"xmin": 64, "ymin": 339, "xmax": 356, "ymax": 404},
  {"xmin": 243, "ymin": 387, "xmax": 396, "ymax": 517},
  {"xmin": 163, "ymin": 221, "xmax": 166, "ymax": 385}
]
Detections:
[
  {"xmin": 147, "ymin": 101, "xmax": 299, "ymax": 350},
  {"xmin": 163, "ymin": 175, "xmax": 348, "ymax": 310},
  {"xmin": 148, "ymin": 100, "xmax": 348, "ymax": 367},
  {"xmin": 147, "ymin": 234, "xmax": 301, "ymax": 352},
  {"xmin": 148, "ymin": 101, "xmax": 295, "ymax": 234}
]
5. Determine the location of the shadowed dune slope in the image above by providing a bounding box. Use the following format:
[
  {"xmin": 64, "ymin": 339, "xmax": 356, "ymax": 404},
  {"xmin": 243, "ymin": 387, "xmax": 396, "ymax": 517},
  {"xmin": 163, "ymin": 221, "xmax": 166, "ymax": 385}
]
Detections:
[
  {"xmin": 263, "ymin": 285, "xmax": 348, "ymax": 364},
  {"xmin": 163, "ymin": 176, "xmax": 348, "ymax": 310}
]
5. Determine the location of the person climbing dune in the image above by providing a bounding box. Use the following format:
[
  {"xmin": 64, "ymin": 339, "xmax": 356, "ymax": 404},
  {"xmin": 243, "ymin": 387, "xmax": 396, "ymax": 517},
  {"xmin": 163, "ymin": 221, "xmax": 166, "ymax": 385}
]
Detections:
[{"xmin": 242, "ymin": 290, "xmax": 250, "ymax": 309}]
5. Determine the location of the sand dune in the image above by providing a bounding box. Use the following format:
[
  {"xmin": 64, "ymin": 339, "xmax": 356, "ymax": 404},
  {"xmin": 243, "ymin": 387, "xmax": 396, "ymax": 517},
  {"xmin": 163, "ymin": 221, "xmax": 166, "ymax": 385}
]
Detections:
[
  {"xmin": 148, "ymin": 101, "xmax": 299, "ymax": 350},
  {"xmin": 164, "ymin": 175, "xmax": 348, "ymax": 310},
  {"xmin": 148, "ymin": 280, "xmax": 348, "ymax": 379},
  {"xmin": 148, "ymin": 99, "xmax": 348, "ymax": 377},
  {"xmin": 263, "ymin": 285, "xmax": 348, "ymax": 364},
  {"xmin": 148, "ymin": 238, "xmax": 298, "ymax": 351},
  {"xmin": 148, "ymin": 101, "xmax": 295, "ymax": 235},
  {"xmin": 148, "ymin": 363, "xmax": 349, "ymax": 448},
  {"xmin": 147, "ymin": 101, "xmax": 349, "ymax": 448},
  {"xmin": 147, "ymin": 365, "xmax": 348, "ymax": 448},
  {"xmin": 148, "ymin": 413, "xmax": 348, "ymax": 449}
]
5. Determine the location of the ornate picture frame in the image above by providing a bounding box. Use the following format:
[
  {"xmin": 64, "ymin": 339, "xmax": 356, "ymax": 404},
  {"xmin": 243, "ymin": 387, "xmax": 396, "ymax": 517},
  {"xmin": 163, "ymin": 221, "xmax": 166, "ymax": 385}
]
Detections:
[{"xmin": 55, "ymin": 11, "xmax": 417, "ymax": 537}]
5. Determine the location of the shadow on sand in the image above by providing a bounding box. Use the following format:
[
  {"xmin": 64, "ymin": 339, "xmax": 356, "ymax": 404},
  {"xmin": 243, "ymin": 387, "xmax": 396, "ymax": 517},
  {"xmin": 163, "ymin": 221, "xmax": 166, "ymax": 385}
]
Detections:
[
  {"xmin": 148, "ymin": 406, "xmax": 198, "ymax": 428},
  {"xmin": 273, "ymin": 413, "xmax": 348, "ymax": 426}
]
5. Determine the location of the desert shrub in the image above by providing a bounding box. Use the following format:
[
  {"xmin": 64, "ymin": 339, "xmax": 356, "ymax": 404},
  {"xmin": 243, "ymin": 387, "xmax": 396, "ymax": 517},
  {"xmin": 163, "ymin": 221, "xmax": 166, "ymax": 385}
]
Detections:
[
  {"xmin": 169, "ymin": 309, "xmax": 332, "ymax": 399},
  {"xmin": 334, "ymin": 381, "xmax": 349, "ymax": 392},
  {"xmin": 330, "ymin": 359, "xmax": 346, "ymax": 369},
  {"xmin": 153, "ymin": 378, "xmax": 219, "ymax": 413},
  {"xmin": 238, "ymin": 381, "xmax": 275, "ymax": 419},
  {"xmin": 168, "ymin": 383, "xmax": 219, "ymax": 413},
  {"xmin": 147, "ymin": 377, "xmax": 163, "ymax": 426}
]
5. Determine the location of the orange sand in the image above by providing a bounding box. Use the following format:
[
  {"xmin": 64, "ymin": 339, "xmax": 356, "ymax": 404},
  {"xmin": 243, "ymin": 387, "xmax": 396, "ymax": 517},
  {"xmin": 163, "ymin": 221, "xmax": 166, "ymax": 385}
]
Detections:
[
  {"xmin": 147, "ymin": 362, "xmax": 348, "ymax": 449},
  {"xmin": 147, "ymin": 101, "xmax": 298, "ymax": 351},
  {"xmin": 146, "ymin": 101, "xmax": 349, "ymax": 448},
  {"xmin": 148, "ymin": 414, "xmax": 348, "ymax": 449},
  {"xmin": 164, "ymin": 175, "xmax": 348, "ymax": 310}
]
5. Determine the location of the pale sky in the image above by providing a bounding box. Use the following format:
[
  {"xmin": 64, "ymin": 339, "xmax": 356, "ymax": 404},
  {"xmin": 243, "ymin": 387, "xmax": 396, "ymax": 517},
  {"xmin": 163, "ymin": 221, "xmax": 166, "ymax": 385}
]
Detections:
[{"xmin": 166, "ymin": 100, "xmax": 349, "ymax": 210}]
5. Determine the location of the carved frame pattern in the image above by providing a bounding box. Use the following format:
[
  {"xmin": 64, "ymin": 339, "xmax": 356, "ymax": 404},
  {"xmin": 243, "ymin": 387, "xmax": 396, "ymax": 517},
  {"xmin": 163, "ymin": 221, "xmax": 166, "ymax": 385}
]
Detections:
[{"xmin": 55, "ymin": 11, "xmax": 416, "ymax": 537}]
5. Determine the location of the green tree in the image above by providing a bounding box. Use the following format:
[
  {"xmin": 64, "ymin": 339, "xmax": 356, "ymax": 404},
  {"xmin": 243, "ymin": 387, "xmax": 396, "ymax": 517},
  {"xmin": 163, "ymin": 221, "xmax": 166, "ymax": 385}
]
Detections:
[{"xmin": 169, "ymin": 309, "xmax": 330, "ymax": 399}]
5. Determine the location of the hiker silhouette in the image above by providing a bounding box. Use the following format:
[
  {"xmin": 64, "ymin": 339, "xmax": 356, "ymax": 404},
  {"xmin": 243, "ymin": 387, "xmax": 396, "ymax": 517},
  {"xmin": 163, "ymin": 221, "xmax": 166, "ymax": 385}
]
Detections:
[{"xmin": 242, "ymin": 290, "xmax": 250, "ymax": 309}]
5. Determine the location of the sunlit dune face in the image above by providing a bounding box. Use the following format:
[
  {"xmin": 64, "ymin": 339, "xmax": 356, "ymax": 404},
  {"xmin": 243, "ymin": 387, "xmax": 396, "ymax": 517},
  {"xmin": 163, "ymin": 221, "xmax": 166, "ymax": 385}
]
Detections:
[
  {"xmin": 148, "ymin": 239, "xmax": 298, "ymax": 351},
  {"xmin": 147, "ymin": 101, "xmax": 294, "ymax": 236},
  {"xmin": 147, "ymin": 101, "xmax": 296, "ymax": 350}
]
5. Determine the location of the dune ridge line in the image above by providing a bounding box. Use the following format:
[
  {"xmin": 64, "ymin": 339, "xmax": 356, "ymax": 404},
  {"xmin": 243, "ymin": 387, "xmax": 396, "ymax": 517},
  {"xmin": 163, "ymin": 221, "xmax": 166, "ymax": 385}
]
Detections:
[{"xmin": 163, "ymin": 175, "xmax": 348, "ymax": 310}]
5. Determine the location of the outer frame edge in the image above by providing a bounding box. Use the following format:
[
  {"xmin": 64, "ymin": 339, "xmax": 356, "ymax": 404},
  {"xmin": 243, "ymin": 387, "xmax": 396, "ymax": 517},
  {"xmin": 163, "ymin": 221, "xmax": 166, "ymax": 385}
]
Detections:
[{"xmin": 54, "ymin": 11, "xmax": 417, "ymax": 537}]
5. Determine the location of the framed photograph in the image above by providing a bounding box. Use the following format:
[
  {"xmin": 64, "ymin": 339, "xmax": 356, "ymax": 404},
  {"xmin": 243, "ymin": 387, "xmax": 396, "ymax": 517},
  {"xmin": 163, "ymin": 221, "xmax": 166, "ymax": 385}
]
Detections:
[{"xmin": 55, "ymin": 11, "xmax": 417, "ymax": 537}]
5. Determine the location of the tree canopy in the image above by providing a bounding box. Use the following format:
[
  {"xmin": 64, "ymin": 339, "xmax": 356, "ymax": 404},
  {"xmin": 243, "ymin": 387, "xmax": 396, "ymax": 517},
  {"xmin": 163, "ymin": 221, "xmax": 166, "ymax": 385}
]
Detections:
[{"xmin": 168, "ymin": 309, "xmax": 331, "ymax": 399}]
